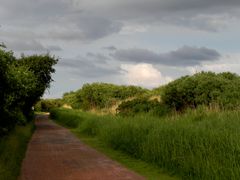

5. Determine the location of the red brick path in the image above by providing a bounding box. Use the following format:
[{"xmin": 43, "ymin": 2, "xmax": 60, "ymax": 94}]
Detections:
[{"xmin": 20, "ymin": 115, "xmax": 145, "ymax": 180}]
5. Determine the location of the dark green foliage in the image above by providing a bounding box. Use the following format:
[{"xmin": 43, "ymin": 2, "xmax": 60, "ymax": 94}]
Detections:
[
  {"xmin": 17, "ymin": 54, "xmax": 58, "ymax": 118},
  {"xmin": 162, "ymin": 72, "xmax": 240, "ymax": 111},
  {"xmin": 151, "ymin": 86, "xmax": 166, "ymax": 96},
  {"xmin": 0, "ymin": 46, "xmax": 57, "ymax": 134},
  {"xmin": 117, "ymin": 97, "xmax": 169, "ymax": 116},
  {"xmin": 62, "ymin": 91, "xmax": 79, "ymax": 109},
  {"xmin": 63, "ymin": 83, "xmax": 148, "ymax": 110},
  {"xmin": 34, "ymin": 99, "xmax": 63, "ymax": 112}
]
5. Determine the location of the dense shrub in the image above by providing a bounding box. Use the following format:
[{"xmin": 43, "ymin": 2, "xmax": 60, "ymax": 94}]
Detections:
[
  {"xmin": 34, "ymin": 99, "xmax": 63, "ymax": 112},
  {"xmin": 162, "ymin": 72, "xmax": 240, "ymax": 111},
  {"xmin": 117, "ymin": 97, "xmax": 170, "ymax": 116},
  {"xmin": 63, "ymin": 83, "xmax": 148, "ymax": 110},
  {"xmin": 62, "ymin": 91, "xmax": 79, "ymax": 109}
]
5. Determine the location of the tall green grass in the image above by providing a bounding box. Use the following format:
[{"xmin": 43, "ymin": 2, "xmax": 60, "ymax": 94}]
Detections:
[
  {"xmin": 0, "ymin": 122, "xmax": 34, "ymax": 180},
  {"xmin": 50, "ymin": 108, "xmax": 240, "ymax": 180}
]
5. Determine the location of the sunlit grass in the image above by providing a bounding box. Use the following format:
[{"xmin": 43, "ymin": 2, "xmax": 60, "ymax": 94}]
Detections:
[{"xmin": 51, "ymin": 108, "xmax": 240, "ymax": 180}]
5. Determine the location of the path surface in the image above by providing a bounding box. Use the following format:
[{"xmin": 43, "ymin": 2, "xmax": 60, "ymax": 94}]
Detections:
[{"xmin": 20, "ymin": 115, "xmax": 144, "ymax": 180}]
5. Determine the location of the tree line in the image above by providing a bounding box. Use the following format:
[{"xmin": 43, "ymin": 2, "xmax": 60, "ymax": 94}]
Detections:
[
  {"xmin": 35, "ymin": 70, "xmax": 240, "ymax": 116},
  {"xmin": 58, "ymin": 72, "xmax": 240, "ymax": 116}
]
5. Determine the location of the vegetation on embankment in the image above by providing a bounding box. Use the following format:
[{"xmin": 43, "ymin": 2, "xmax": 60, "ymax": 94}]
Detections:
[
  {"xmin": 162, "ymin": 71, "xmax": 240, "ymax": 111},
  {"xmin": 50, "ymin": 108, "xmax": 178, "ymax": 180},
  {"xmin": 74, "ymin": 134, "xmax": 178, "ymax": 180},
  {"xmin": 0, "ymin": 122, "xmax": 34, "ymax": 180},
  {"xmin": 46, "ymin": 71, "xmax": 240, "ymax": 117},
  {"xmin": 62, "ymin": 83, "xmax": 150, "ymax": 111},
  {"xmin": 50, "ymin": 108, "xmax": 240, "ymax": 180}
]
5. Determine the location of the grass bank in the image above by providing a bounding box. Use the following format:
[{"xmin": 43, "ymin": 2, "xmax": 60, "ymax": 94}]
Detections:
[
  {"xmin": 0, "ymin": 122, "xmax": 34, "ymax": 180},
  {"xmin": 50, "ymin": 108, "xmax": 240, "ymax": 180},
  {"xmin": 74, "ymin": 133, "xmax": 177, "ymax": 180}
]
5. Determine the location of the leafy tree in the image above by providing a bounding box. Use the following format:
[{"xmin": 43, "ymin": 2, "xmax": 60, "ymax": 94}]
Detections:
[
  {"xmin": 0, "ymin": 46, "xmax": 58, "ymax": 134},
  {"xmin": 0, "ymin": 48, "xmax": 17, "ymax": 131},
  {"xmin": 17, "ymin": 54, "xmax": 58, "ymax": 118}
]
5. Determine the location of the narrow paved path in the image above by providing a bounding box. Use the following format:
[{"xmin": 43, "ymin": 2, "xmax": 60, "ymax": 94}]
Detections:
[{"xmin": 20, "ymin": 115, "xmax": 144, "ymax": 180}]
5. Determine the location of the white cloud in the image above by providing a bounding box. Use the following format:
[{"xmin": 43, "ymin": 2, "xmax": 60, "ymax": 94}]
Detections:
[{"xmin": 121, "ymin": 63, "xmax": 172, "ymax": 88}]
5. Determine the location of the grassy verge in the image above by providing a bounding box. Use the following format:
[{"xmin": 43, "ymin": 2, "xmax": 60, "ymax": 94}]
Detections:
[
  {"xmin": 50, "ymin": 108, "xmax": 240, "ymax": 180},
  {"xmin": 0, "ymin": 122, "xmax": 34, "ymax": 180},
  {"xmin": 73, "ymin": 132, "xmax": 178, "ymax": 180},
  {"xmin": 51, "ymin": 109, "xmax": 178, "ymax": 179}
]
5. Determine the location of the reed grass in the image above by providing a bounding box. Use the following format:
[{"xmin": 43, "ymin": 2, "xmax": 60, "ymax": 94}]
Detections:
[{"xmin": 50, "ymin": 108, "xmax": 240, "ymax": 179}]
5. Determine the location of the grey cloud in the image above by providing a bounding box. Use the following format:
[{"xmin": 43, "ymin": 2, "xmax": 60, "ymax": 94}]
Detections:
[
  {"xmin": 5, "ymin": 40, "xmax": 62, "ymax": 52},
  {"xmin": 86, "ymin": 52, "xmax": 109, "ymax": 62},
  {"xmin": 0, "ymin": 0, "xmax": 74, "ymax": 24},
  {"xmin": 44, "ymin": 16, "xmax": 122, "ymax": 41},
  {"xmin": 1, "ymin": 0, "xmax": 240, "ymax": 46},
  {"xmin": 86, "ymin": 0, "xmax": 240, "ymax": 32},
  {"xmin": 102, "ymin": 46, "xmax": 117, "ymax": 51},
  {"xmin": 112, "ymin": 46, "xmax": 221, "ymax": 66},
  {"xmin": 75, "ymin": 16, "xmax": 122, "ymax": 40},
  {"xmin": 160, "ymin": 15, "xmax": 231, "ymax": 32},
  {"xmin": 57, "ymin": 55, "xmax": 119, "ymax": 78},
  {"xmin": 0, "ymin": 0, "xmax": 122, "ymax": 42},
  {"xmin": 102, "ymin": 0, "xmax": 240, "ymax": 19},
  {"xmin": 47, "ymin": 45, "xmax": 63, "ymax": 51}
]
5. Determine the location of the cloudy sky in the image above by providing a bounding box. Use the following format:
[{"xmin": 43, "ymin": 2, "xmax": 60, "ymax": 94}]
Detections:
[{"xmin": 1, "ymin": 0, "xmax": 240, "ymax": 98}]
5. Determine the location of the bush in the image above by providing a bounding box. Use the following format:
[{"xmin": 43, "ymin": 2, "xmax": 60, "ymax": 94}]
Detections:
[
  {"xmin": 162, "ymin": 72, "xmax": 240, "ymax": 111},
  {"xmin": 62, "ymin": 83, "xmax": 148, "ymax": 110},
  {"xmin": 35, "ymin": 99, "xmax": 63, "ymax": 112},
  {"xmin": 117, "ymin": 97, "xmax": 170, "ymax": 117}
]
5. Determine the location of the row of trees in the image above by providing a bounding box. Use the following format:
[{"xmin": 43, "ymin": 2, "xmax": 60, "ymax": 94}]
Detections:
[{"xmin": 0, "ymin": 45, "xmax": 57, "ymax": 134}]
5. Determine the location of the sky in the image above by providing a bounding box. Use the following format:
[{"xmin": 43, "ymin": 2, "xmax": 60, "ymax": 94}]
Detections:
[{"xmin": 1, "ymin": 0, "xmax": 240, "ymax": 98}]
